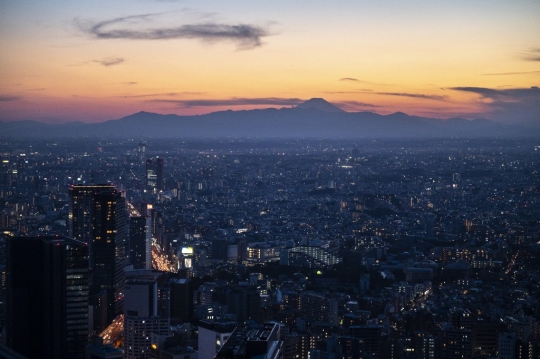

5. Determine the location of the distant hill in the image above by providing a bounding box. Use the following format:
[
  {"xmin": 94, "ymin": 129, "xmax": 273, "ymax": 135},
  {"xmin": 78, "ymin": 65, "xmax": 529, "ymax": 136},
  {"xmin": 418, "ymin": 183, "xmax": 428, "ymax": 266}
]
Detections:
[{"xmin": 1, "ymin": 98, "xmax": 537, "ymax": 139}]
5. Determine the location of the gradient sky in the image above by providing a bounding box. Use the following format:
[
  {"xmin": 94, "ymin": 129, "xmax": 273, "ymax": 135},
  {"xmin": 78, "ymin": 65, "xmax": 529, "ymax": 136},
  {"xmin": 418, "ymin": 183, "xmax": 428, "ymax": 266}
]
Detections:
[{"xmin": 1, "ymin": 0, "xmax": 539, "ymax": 124}]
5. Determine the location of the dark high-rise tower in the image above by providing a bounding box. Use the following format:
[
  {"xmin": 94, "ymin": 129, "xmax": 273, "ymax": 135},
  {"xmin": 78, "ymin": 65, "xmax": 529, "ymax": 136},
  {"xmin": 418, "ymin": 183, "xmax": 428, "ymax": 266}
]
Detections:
[
  {"xmin": 146, "ymin": 157, "xmax": 164, "ymax": 191},
  {"xmin": 93, "ymin": 188, "xmax": 126, "ymax": 323},
  {"xmin": 0, "ymin": 157, "xmax": 11, "ymax": 185},
  {"xmin": 68, "ymin": 184, "xmax": 126, "ymax": 326},
  {"xmin": 69, "ymin": 184, "xmax": 116, "ymax": 267},
  {"xmin": 6, "ymin": 236, "xmax": 89, "ymax": 359},
  {"xmin": 170, "ymin": 278, "xmax": 194, "ymax": 322},
  {"xmin": 16, "ymin": 157, "xmax": 26, "ymax": 184},
  {"xmin": 129, "ymin": 216, "xmax": 152, "ymax": 269},
  {"xmin": 156, "ymin": 157, "xmax": 164, "ymax": 190}
]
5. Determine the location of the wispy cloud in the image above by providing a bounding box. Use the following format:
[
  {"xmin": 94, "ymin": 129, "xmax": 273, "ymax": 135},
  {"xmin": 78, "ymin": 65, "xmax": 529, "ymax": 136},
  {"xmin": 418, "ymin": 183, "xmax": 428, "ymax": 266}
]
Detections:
[
  {"xmin": 77, "ymin": 13, "xmax": 269, "ymax": 49},
  {"xmin": 451, "ymin": 86, "xmax": 540, "ymax": 125},
  {"xmin": 484, "ymin": 70, "xmax": 540, "ymax": 76},
  {"xmin": 523, "ymin": 47, "xmax": 540, "ymax": 62},
  {"xmin": 339, "ymin": 77, "xmax": 360, "ymax": 82},
  {"xmin": 94, "ymin": 57, "xmax": 125, "ymax": 67},
  {"xmin": 365, "ymin": 91, "xmax": 448, "ymax": 101},
  {"xmin": 385, "ymin": 92, "xmax": 447, "ymax": 101},
  {"xmin": 122, "ymin": 82, "xmax": 138, "ymax": 85},
  {"xmin": 119, "ymin": 92, "xmax": 208, "ymax": 98},
  {"xmin": 450, "ymin": 87, "xmax": 518, "ymax": 99},
  {"xmin": 335, "ymin": 100, "xmax": 379, "ymax": 111},
  {"xmin": 0, "ymin": 95, "xmax": 21, "ymax": 102},
  {"xmin": 119, "ymin": 92, "xmax": 179, "ymax": 98},
  {"xmin": 149, "ymin": 97, "xmax": 303, "ymax": 107},
  {"xmin": 335, "ymin": 101, "xmax": 380, "ymax": 107}
]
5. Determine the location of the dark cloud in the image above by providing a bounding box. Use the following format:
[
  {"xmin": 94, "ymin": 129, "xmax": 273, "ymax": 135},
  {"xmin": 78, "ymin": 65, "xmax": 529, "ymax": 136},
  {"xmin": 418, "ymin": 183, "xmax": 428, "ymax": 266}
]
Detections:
[
  {"xmin": 120, "ymin": 92, "xmax": 207, "ymax": 98},
  {"xmin": 0, "ymin": 95, "xmax": 21, "ymax": 102},
  {"xmin": 523, "ymin": 48, "xmax": 540, "ymax": 62},
  {"xmin": 484, "ymin": 70, "xmax": 540, "ymax": 76},
  {"xmin": 450, "ymin": 87, "xmax": 537, "ymax": 100},
  {"xmin": 77, "ymin": 14, "xmax": 268, "ymax": 49},
  {"xmin": 369, "ymin": 91, "xmax": 448, "ymax": 101},
  {"xmin": 339, "ymin": 77, "xmax": 359, "ymax": 82},
  {"xmin": 122, "ymin": 82, "xmax": 138, "ymax": 85},
  {"xmin": 120, "ymin": 92, "xmax": 178, "ymax": 98},
  {"xmin": 451, "ymin": 86, "xmax": 540, "ymax": 125},
  {"xmin": 450, "ymin": 87, "xmax": 499, "ymax": 97},
  {"xmin": 336, "ymin": 100, "xmax": 378, "ymax": 108},
  {"xmin": 181, "ymin": 92, "xmax": 207, "ymax": 95},
  {"xmin": 94, "ymin": 57, "xmax": 124, "ymax": 67},
  {"xmin": 150, "ymin": 97, "xmax": 303, "ymax": 107}
]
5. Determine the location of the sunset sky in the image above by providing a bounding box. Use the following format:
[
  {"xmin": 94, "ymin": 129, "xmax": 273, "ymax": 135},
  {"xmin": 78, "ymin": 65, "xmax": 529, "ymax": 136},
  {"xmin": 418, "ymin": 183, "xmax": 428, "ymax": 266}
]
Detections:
[{"xmin": 1, "ymin": 0, "xmax": 539, "ymax": 124}]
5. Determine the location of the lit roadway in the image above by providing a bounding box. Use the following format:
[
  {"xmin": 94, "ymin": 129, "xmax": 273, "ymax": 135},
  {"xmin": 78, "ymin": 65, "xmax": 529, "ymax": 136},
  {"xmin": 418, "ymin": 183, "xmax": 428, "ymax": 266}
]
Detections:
[
  {"xmin": 126, "ymin": 201, "xmax": 141, "ymax": 217},
  {"xmin": 152, "ymin": 239, "xmax": 177, "ymax": 273},
  {"xmin": 97, "ymin": 202, "xmax": 140, "ymax": 350},
  {"xmin": 99, "ymin": 314, "xmax": 124, "ymax": 348},
  {"xmin": 126, "ymin": 200, "xmax": 175, "ymax": 272},
  {"xmin": 98, "ymin": 205, "xmax": 173, "ymax": 351},
  {"xmin": 505, "ymin": 250, "xmax": 519, "ymax": 275}
]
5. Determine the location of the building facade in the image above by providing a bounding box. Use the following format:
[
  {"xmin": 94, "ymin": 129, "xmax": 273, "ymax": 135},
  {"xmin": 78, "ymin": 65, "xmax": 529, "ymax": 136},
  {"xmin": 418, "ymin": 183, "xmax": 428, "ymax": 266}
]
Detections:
[
  {"xmin": 6, "ymin": 236, "xmax": 89, "ymax": 359},
  {"xmin": 129, "ymin": 216, "xmax": 152, "ymax": 269},
  {"xmin": 146, "ymin": 158, "xmax": 164, "ymax": 191}
]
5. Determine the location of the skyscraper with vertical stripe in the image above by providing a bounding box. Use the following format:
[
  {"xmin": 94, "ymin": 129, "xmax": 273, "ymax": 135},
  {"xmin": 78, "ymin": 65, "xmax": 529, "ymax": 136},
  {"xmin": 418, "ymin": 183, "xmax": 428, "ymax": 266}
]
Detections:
[{"xmin": 68, "ymin": 184, "xmax": 126, "ymax": 327}]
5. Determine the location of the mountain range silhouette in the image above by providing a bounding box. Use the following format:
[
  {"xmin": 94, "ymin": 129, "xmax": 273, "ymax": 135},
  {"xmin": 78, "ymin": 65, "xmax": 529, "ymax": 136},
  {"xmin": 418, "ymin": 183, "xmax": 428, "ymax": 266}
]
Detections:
[{"xmin": 1, "ymin": 98, "xmax": 537, "ymax": 139}]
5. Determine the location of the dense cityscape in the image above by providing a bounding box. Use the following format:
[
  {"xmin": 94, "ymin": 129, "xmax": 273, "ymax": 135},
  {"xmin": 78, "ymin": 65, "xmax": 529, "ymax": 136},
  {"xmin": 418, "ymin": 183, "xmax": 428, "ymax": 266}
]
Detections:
[{"xmin": 0, "ymin": 138, "xmax": 539, "ymax": 358}]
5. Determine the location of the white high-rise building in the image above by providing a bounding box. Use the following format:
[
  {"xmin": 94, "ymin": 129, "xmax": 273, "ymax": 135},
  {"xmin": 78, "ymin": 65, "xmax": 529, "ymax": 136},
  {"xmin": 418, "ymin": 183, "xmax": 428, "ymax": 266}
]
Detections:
[{"xmin": 124, "ymin": 280, "xmax": 169, "ymax": 359}]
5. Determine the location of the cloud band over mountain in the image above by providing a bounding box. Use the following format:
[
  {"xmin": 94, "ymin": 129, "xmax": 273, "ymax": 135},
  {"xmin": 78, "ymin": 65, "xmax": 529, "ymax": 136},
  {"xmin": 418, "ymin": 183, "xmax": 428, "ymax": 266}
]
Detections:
[
  {"xmin": 451, "ymin": 86, "xmax": 540, "ymax": 125},
  {"xmin": 355, "ymin": 90, "xmax": 447, "ymax": 101},
  {"xmin": 149, "ymin": 97, "xmax": 303, "ymax": 107},
  {"xmin": 0, "ymin": 95, "xmax": 21, "ymax": 102},
  {"xmin": 375, "ymin": 92, "xmax": 447, "ymax": 101}
]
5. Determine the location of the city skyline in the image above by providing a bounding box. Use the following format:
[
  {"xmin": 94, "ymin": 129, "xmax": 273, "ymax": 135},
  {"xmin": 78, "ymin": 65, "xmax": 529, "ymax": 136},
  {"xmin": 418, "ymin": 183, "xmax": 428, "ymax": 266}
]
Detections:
[
  {"xmin": 1, "ymin": 0, "xmax": 539, "ymax": 125},
  {"xmin": 1, "ymin": 137, "xmax": 539, "ymax": 357}
]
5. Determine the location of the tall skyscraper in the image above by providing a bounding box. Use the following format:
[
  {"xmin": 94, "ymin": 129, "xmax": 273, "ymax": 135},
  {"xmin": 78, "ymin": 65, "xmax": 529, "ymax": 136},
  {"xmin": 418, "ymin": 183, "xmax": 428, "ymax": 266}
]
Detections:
[
  {"xmin": 146, "ymin": 157, "xmax": 164, "ymax": 191},
  {"xmin": 68, "ymin": 184, "xmax": 126, "ymax": 326},
  {"xmin": 129, "ymin": 216, "xmax": 152, "ymax": 269},
  {"xmin": 138, "ymin": 142, "xmax": 146, "ymax": 164},
  {"xmin": 0, "ymin": 157, "xmax": 11, "ymax": 185},
  {"xmin": 69, "ymin": 184, "xmax": 116, "ymax": 266},
  {"xmin": 6, "ymin": 236, "xmax": 89, "ymax": 359},
  {"xmin": 16, "ymin": 157, "xmax": 26, "ymax": 185}
]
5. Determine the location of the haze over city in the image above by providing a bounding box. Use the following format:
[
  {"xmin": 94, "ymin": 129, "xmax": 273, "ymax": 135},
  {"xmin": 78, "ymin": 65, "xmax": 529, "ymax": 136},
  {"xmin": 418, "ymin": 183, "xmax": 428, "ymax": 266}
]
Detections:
[{"xmin": 1, "ymin": 0, "xmax": 539, "ymax": 125}]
